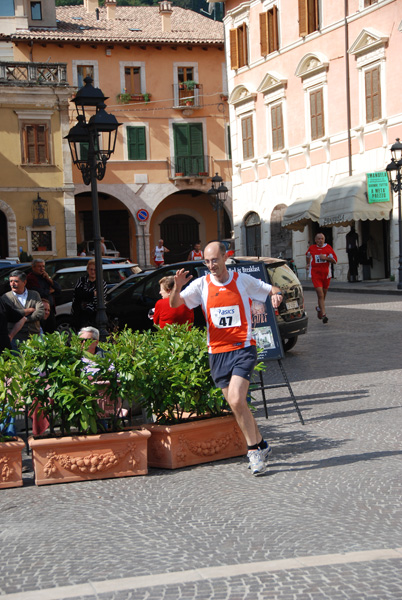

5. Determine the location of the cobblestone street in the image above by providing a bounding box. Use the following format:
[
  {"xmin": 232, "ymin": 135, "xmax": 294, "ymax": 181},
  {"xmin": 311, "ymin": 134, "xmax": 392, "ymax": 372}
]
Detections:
[{"xmin": 1, "ymin": 289, "xmax": 401, "ymax": 600}]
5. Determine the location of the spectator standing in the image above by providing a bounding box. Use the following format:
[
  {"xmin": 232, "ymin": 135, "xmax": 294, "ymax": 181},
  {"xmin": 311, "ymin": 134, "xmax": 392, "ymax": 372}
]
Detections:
[
  {"xmin": 71, "ymin": 259, "xmax": 107, "ymax": 330},
  {"xmin": 154, "ymin": 239, "xmax": 169, "ymax": 267},
  {"xmin": 0, "ymin": 297, "xmax": 27, "ymax": 355},
  {"xmin": 306, "ymin": 233, "xmax": 337, "ymax": 324},
  {"xmin": 3, "ymin": 271, "xmax": 44, "ymax": 348},
  {"xmin": 170, "ymin": 241, "xmax": 283, "ymax": 476},
  {"xmin": 153, "ymin": 276, "xmax": 194, "ymax": 329},
  {"xmin": 346, "ymin": 225, "xmax": 359, "ymax": 283},
  {"xmin": 100, "ymin": 237, "xmax": 107, "ymax": 256},
  {"xmin": 26, "ymin": 259, "xmax": 61, "ymax": 333},
  {"xmin": 187, "ymin": 241, "xmax": 203, "ymax": 261}
]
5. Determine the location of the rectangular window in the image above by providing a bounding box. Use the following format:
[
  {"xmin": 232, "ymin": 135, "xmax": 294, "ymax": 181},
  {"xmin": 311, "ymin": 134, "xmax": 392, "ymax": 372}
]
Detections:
[
  {"xmin": 365, "ymin": 65, "xmax": 381, "ymax": 123},
  {"xmin": 127, "ymin": 126, "xmax": 147, "ymax": 160},
  {"xmin": 229, "ymin": 24, "xmax": 248, "ymax": 70},
  {"xmin": 271, "ymin": 104, "xmax": 284, "ymax": 151},
  {"xmin": 32, "ymin": 230, "xmax": 52, "ymax": 252},
  {"xmin": 22, "ymin": 124, "xmax": 49, "ymax": 164},
  {"xmin": 177, "ymin": 67, "xmax": 194, "ymax": 84},
  {"xmin": 0, "ymin": 0, "xmax": 15, "ymax": 16},
  {"xmin": 173, "ymin": 123, "xmax": 205, "ymax": 176},
  {"xmin": 310, "ymin": 89, "xmax": 324, "ymax": 140},
  {"xmin": 241, "ymin": 115, "xmax": 254, "ymax": 160},
  {"xmin": 226, "ymin": 124, "xmax": 232, "ymax": 160},
  {"xmin": 260, "ymin": 6, "xmax": 279, "ymax": 56},
  {"xmin": 124, "ymin": 67, "xmax": 142, "ymax": 95},
  {"xmin": 364, "ymin": 0, "xmax": 378, "ymax": 6},
  {"xmin": 77, "ymin": 65, "xmax": 94, "ymax": 88},
  {"xmin": 298, "ymin": 0, "xmax": 319, "ymax": 37},
  {"xmin": 30, "ymin": 1, "xmax": 42, "ymax": 20}
]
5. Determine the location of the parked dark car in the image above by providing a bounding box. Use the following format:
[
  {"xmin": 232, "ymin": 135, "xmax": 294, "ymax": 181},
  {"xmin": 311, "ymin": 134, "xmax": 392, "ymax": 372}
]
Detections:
[
  {"xmin": 0, "ymin": 257, "xmax": 130, "ymax": 296},
  {"xmin": 106, "ymin": 257, "xmax": 308, "ymax": 351}
]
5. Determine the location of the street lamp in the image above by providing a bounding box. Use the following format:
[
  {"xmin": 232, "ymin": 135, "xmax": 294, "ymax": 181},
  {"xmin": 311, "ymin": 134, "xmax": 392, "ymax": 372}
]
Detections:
[
  {"xmin": 65, "ymin": 76, "xmax": 121, "ymax": 339},
  {"xmin": 208, "ymin": 172, "xmax": 228, "ymax": 241},
  {"xmin": 386, "ymin": 138, "xmax": 402, "ymax": 290}
]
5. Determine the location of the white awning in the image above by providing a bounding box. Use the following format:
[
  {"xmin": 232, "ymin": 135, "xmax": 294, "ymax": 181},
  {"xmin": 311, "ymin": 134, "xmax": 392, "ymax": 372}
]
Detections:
[
  {"xmin": 282, "ymin": 194, "xmax": 324, "ymax": 232},
  {"xmin": 319, "ymin": 173, "xmax": 391, "ymax": 227}
]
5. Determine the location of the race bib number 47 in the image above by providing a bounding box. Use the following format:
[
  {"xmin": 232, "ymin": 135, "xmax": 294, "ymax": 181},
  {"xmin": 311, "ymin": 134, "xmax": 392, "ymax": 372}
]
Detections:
[{"xmin": 210, "ymin": 305, "xmax": 241, "ymax": 328}]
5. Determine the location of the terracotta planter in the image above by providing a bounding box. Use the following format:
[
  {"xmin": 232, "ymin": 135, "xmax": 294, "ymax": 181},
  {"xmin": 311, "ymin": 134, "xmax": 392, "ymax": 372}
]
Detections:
[
  {"xmin": 0, "ymin": 437, "xmax": 25, "ymax": 489},
  {"xmin": 143, "ymin": 414, "xmax": 247, "ymax": 469},
  {"xmin": 29, "ymin": 428, "xmax": 151, "ymax": 486}
]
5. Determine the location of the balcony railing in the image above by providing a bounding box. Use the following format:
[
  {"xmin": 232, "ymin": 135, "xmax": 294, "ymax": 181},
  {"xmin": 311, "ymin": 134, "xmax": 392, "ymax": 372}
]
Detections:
[
  {"xmin": 167, "ymin": 155, "xmax": 211, "ymax": 179},
  {"xmin": 0, "ymin": 61, "xmax": 68, "ymax": 86},
  {"xmin": 172, "ymin": 83, "xmax": 203, "ymax": 109}
]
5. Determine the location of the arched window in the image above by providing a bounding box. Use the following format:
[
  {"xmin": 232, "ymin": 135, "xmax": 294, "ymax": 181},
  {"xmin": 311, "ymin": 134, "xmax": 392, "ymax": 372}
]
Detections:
[{"xmin": 245, "ymin": 212, "xmax": 261, "ymax": 256}]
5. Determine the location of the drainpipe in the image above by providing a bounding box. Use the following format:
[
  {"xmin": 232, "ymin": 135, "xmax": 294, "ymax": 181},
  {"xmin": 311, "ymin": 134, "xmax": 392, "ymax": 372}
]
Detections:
[{"xmin": 344, "ymin": 0, "xmax": 352, "ymax": 176}]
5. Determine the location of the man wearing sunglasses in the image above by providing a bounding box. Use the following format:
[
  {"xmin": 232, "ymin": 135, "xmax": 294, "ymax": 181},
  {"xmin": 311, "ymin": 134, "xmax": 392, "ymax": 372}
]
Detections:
[{"xmin": 170, "ymin": 241, "xmax": 283, "ymax": 476}]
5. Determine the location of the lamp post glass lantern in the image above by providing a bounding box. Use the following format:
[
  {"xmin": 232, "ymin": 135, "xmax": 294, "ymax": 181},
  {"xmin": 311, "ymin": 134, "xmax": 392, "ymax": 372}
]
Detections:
[
  {"xmin": 65, "ymin": 76, "xmax": 121, "ymax": 339},
  {"xmin": 208, "ymin": 173, "xmax": 228, "ymax": 241},
  {"xmin": 386, "ymin": 138, "xmax": 402, "ymax": 290}
]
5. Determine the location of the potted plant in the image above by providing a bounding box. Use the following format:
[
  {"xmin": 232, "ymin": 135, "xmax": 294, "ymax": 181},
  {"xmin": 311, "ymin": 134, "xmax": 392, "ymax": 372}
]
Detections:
[
  {"xmin": 0, "ymin": 360, "xmax": 25, "ymax": 489},
  {"xmin": 0, "ymin": 332, "xmax": 150, "ymax": 486},
  {"xmin": 183, "ymin": 80, "xmax": 199, "ymax": 91},
  {"xmin": 122, "ymin": 325, "xmax": 247, "ymax": 469},
  {"xmin": 117, "ymin": 89, "xmax": 132, "ymax": 104},
  {"xmin": 142, "ymin": 92, "xmax": 151, "ymax": 103}
]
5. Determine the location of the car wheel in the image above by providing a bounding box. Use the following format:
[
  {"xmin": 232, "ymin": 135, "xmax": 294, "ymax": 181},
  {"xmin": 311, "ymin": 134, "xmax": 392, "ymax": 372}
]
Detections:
[
  {"xmin": 282, "ymin": 336, "xmax": 298, "ymax": 352},
  {"xmin": 56, "ymin": 316, "xmax": 76, "ymax": 335}
]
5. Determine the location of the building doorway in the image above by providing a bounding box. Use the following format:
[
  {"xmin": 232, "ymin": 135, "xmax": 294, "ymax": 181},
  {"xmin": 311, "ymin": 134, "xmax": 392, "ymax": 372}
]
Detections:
[
  {"xmin": 160, "ymin": 214, "xmax": 199, "ymax": 263},
  {"xmin": 245, "ymin": 212, "xmax": 261, "ymax": 256},
  {"xmin": 0, "ymin": 211, "xmax": 8, "ymax": 258},
  {"xmin": 360, "ymin": 219, "xmax": 390, "ymax": 280}
]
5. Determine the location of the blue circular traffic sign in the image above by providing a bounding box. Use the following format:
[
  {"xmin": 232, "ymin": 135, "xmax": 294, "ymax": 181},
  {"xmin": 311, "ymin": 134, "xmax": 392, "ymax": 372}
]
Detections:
[{"xmin": 137, "ymin": 209, "xmax": 149, "ymax": 222}]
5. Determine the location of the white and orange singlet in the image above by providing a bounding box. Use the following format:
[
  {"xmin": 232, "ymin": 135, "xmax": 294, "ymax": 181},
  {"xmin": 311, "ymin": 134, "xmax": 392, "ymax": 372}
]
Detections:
[
  {"xmin": 180, "ymin": 270, "xmax": 272, "ymax": 354},
  {"xmin": 189, "ymin": 249, "xmax": 204, "ymax": 260}
]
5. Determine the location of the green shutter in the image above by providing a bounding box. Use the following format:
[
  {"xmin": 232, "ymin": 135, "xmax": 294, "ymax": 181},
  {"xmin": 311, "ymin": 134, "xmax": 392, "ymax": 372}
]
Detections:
[
  {"xmin": 127, "ymin": 127, "xmax": 146, "ymax": 160},
  {"xmin": 173, "ymin": 123, "xmax": 204, "ymax": 175}
]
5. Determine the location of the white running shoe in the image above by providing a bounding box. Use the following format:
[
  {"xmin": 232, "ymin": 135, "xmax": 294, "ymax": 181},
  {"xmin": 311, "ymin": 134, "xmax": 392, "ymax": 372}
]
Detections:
[
  {"xmin": 247, "ymin": 449, "xmax": 266, "ymax": 476},
  {"xmin": 261, "ymin": 444, "xmax": 273, "ymax": 463}
]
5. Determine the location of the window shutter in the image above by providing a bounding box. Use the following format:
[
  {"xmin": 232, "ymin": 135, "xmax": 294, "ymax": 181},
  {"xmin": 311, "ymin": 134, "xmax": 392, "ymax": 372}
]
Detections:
[
  {"xmin": 271, "ymin": 104, "xmax": 284, "ymax": 151},
  {"xmin": 268, "ymin": 6, "xmax": 279, "ymax": 54},
  {"xmin": 298, "ymin": 0, "xmax": 308, "ymax": 37},
  {"xmin": 365, "ymin": 66, "xmax": 381, "ymax": 123},
  {"xmin": 260, "ymin": 12, "xmax": 268, "ymax": 57},
  {"xmin": 309, "ymin": 0, "xmax": 319, "ymax": 32},
  {"xmin": 242, "ymin": 116, "xmax": 254, "ymax": 160},
  {"xmin": 230, "ymin": 29, "xmax": 239, "ymax": 70},
  {"xmin": 127, "ymin": 126, "xmax": 146, "ymax": 160},
  {"xmin": 310, "ymin": 89, "xmax": 324, "ymax": 140},
  {"xmin": 238, "ymin": 24, "xmax": 248, "ymax": 68}
]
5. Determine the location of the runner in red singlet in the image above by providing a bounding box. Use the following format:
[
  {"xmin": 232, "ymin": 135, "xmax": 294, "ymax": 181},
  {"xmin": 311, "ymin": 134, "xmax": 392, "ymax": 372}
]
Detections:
[{"xmin": 306, "ymin": 232, "xmax": 337, "ymax": 324}]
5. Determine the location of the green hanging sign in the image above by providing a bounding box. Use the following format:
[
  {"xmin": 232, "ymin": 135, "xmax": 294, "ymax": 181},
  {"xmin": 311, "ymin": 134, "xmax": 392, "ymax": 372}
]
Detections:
[{"xmin": 366, "ymin": 171, "xmax": 390, "ymax": 203}]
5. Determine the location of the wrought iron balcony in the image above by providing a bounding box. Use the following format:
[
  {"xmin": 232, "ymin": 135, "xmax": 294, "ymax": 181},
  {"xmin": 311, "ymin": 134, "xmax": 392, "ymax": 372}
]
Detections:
[
  {"xmin": 167, "ymin": 155, "xmax": 211, "ymax": 179},
  {"xmin": 172, "ymin": 83, "xmax": 203, "ymax": 109},
  {"xmin": 0, "ymin": 61, "xmax": 68, "ymax": 86}
]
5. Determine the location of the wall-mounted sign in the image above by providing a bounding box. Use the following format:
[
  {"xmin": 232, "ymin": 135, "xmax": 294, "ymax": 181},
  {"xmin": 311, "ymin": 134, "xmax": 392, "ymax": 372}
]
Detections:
[
  {"xmin": 366, "ymin": 172, "xmax": 390, "ymax": 204},
  {"xmin": 136, "ymin": 209, "xmax": 149, "ymax": 222}
]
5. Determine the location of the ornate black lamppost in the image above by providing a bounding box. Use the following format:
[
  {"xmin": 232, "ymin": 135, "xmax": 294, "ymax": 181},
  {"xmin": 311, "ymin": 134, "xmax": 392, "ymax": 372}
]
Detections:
[
  {"xmin": 386, "ymin": 138, "xmax": 402, "ymax": 290},
  {"xmin": 65, "ymin": 77, "xmax": 120, "ymax": 339},
  {"xmin": 207, "ymin": 173, "xmax": 228, "ymax": 241}
]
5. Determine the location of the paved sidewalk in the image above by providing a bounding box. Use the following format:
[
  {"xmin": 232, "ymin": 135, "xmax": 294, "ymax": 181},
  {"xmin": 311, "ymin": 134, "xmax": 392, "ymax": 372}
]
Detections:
[
  {"xmin": 1, "ymin": 290, "xmax": 402, "ymax": 600},
  {"xmin": 300, "ymin": 277, "xmax": 402, "ymax": 295}
]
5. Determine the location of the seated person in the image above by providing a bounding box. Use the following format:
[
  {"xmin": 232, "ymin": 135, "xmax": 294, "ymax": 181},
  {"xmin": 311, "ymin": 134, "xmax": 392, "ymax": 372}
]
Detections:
[
  {"xmin": 153, "ymin": 276, "xmax": 194, "ymax": 329},
  {"xmin": 78, "ymin": 327, "xmax": 127, "ymax": 421}
]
